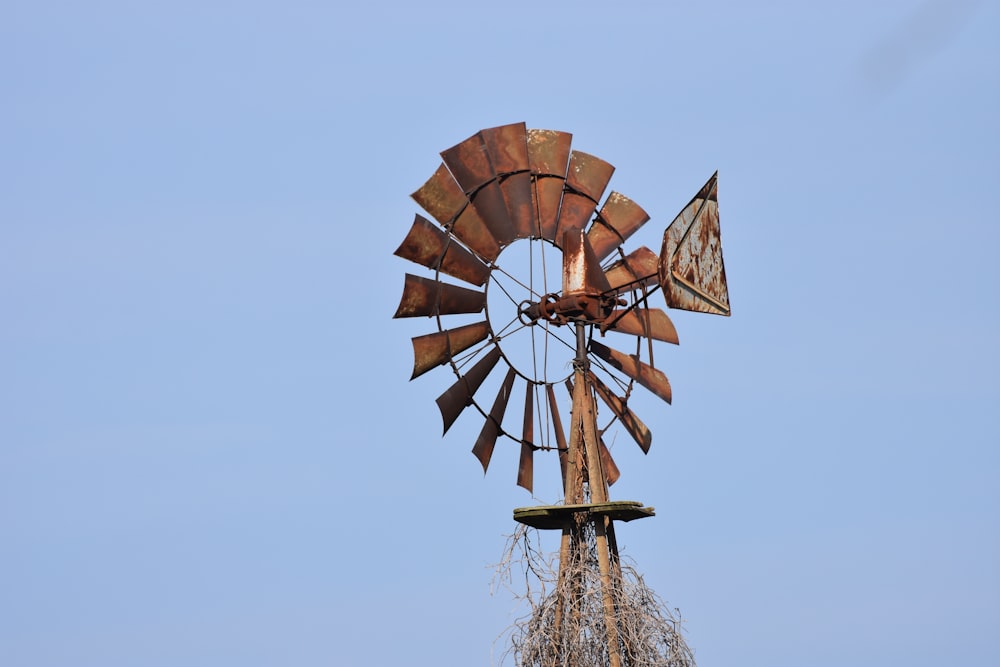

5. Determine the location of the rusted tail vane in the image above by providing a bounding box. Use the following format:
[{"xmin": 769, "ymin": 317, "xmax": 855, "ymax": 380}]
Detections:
[
  {"xmin": 659, "ymin": 171, "xmax": 731, "ymax": 316},
  {"xmin": 589, "ymin": 340, "xmax": 673, "ymax": 405},
  {"xmin": 436, "ymin": 347, "xmax": 502, "ymax": 434}
]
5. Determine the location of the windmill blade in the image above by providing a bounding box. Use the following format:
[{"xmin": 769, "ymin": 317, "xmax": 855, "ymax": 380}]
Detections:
[
  {"xmin": 604, "ymin": 246, "xmax": 660, "ymax": 292},
  {"xmin": 393, "ymin": 274, "xmax": 486, "ymax": 318},
  {"xmin": 481, "ymin": 123, "xmax": 535, "ymax": 241},
  {"xmin": 411, "ymin": 163, "xmax": 501, "ymax": 262},
  {"xmin": 555, "ymin": 151, "xmax": 615, "ymax": 246},
  {"xmin": 604, "ymin": 308, "xmax": 679, "ymax": 345},
  {"xmin": 410, "ymin": 321, "xmax": 490, "ymax": 380},
  {"xmin": 587, "ymin": 371, "xmax": 652, "ymax": 453},
  {"xmin": 517, "ymin": 382, "xmax": 534, "ymax": 492},
  {"xmin": 527, "ymin": 129, "xmax": 572, "ymax": 241},
  {"xmin": 472, "ymin": 367, "xmax": 517, "ymax": 473},
  {"xmin": 394, "ymin": 214, "xmax": 490, "ymax": 287},
  {"xmin": 437, "ymin": 347, "xmax": 503, "ymax": 434},
  {"xmin": 546, "ymin": 384, "xmax": 569, "ymax": 488},
  {"xmin": 590, "ymin": 340, "xmax": 672, "ymax": 404},
  {"xmin": 441, "ymin": 131, "xmax": 517, "ymax": 247},
  {"xmin": 599, "ymin": 437, "xmax": 621, "ymax": 486},
  {"xmin": 659, "ymin": 171, "xmax": 731, "ymax": 315},
  {"xmin": 587, "ymin": 192, "xmax": 651, "ymax": 263}
]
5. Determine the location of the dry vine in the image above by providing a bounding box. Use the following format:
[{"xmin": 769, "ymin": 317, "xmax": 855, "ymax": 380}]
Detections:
[{"xmin": 493, "ymin": 523, "xmax": 697, "ymax": 667}]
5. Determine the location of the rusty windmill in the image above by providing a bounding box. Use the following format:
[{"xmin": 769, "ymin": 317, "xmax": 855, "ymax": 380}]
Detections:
[{"xmin": 393, "ymin": 122, "xmax": 729, "ymax": 666}]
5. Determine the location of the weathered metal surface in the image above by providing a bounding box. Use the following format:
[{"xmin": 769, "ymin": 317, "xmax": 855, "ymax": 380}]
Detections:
[
  {"xmin": 587, "ymin": 371, "xmax": 652, "ymax": 453},
  {"xmin": 562, "ymin": 229, "xmax": 613, "ymax": 297},
  {"xmin": 517, "ymin": 383, "xmax": 534, "ymax": 492},
  {"xmin": 441, "ymin": 129, "xmax": 517, "ymax": 246},
  {"xmin": 411, "ymin": 163, "xmax": 467, "ymax": 222},
  {"xmin": 659, "ymin": 172, "xmax": 730, "ymax": 315},
  {"xmin": 440, "ymin": 131, "xmax": 494, "ymax": 192},
  {"xmin": 437, "ymin": 347, "xmax": 503, "ymax": 434},
  {"xmin": 546, "ymin": 384, "xmax": 569, "ymax": 488},
  {"xmin": 472, "ymin": 367, "xmax": 517, "ymax": 472},
  {"xmin": 481, "ymin": 122, "xmax": 530, "ymax": 175},
  {"xmin": 527, "ymin": 129, "xmax": 572, "ymax": 242},
  {"xmin": 554, "ymin": 190, "xmax": 596, "ymax": 247},
  {"xmin": 590, "ymin": 341, "xmax": 673, "ymax": 404},
  {"xmin": 599, "ymin": 437, "xmax": 621, "ymax": 486},
  {"xmin": 481, "ymin": 123, "xmax": 536, "ymax": 241},
  {"xmin": 410, "ymin": 321, "xmax": 490, "ymax": 379},
  {"xmin": 603, "ymin": 246, "xmax": 659, "ymax": 292},
  {"xmin": 555, "ymin": 151, "xmax": 614, "ymax": 244},
  {"xmin": 587, "ymin": 192, "xmax": 650, "ymax": 262},
  {"xmin": 394, "ymin": 214, "xmax": 490, "ymax": 286},
  {"xmin": 393, "ymin": 273, "xmax": 486, "ymax": 318},
  {"xmin": 604, "ymin": 308, "xmax": 679, "ymax": 344},
  {"xmin": 411, "ymin": 163, "xmax": 501, "ymax": 262},
  {"xmin": 512, "ymin": 501, "xmax": 655, "ymax": 530},
  {"xmin": 566, "ymin": 151, "xmax": 615, "ymax": 202}
]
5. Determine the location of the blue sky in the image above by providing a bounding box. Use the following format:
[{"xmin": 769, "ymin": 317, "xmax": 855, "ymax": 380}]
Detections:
[{"xmin": 2, "ymin": 1, "xmax": 997, "ymax": 665}]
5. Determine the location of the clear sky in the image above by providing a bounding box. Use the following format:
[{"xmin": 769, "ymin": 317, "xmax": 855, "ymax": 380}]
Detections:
[{"xmin": 2, "ymin": 1, "xmax": 997, "ymax": 665}]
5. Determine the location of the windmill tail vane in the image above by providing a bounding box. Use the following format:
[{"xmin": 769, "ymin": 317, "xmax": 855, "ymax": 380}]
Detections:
[{"xmin": 392, "ymin": 122, "xmax": 729, "ymax": 666}]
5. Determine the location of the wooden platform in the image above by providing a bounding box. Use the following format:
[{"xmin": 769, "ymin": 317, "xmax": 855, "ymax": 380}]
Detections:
[{"xmin": 513, "ymin": 501, "xmax": 655, "ymax": 530}]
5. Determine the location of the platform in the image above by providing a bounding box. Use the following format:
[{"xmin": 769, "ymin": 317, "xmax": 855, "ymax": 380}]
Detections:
[{"xmin": 513, "ymin": 500, "xmax": 655, "ymax": 530}]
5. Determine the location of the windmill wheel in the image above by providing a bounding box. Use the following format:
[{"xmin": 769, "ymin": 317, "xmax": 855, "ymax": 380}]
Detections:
[{"xmin": 394, "ymin": 122, "xmax": 688, "ymax": 493}]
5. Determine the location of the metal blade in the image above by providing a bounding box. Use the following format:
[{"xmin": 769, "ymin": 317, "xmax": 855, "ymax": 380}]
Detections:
[
  {"xmin": 481, "ymin": 124, "xmax": 535, "ymax": 241},
  {"xmin": 566, "ymin": 151, "xmax": 614, "ymax": 202},
  {"xmin": 546, "ymin": 384, "xmax": 569, "ymax": 489},
  {"xmin": 659, "ymin": 171, "xmax": 730, "ymax": 315},
  {"xmin": 411, "ymin": 163, "xmax": 501, "ymax": 262},
  {"xmin": 555, "ymin": 151, "xmax": 614, "ymax": 245},
  {"xmin": 604, "ymin": 308, "xmax": 679, "ymax": 344},
  {"xmin": 472, "ymin": 367, "xmax": 517, "ymax": 473},
  {"xmin": 604, "ymin": 246, "xmax": 660, "ymax": 292},
  {"xmin": 441, "ymin": 131, "xmax": 516, "ymax": 246},
  {"xmin": 527, "ymin": 129, "xmax": 572, "ymax": 241},
  {"xmin": 517, "ymin": 381, "xmax": 534, "ymax": 492},
  {"xmin": 394, "ymin": 214, "xmax": 490, "ymax": 287},
  {"xmin": 589, "ymin": 341, "xmax": 672, "ymax": 404},
  {"xmin": 501, "ymin": 171, "xmax": 536, "ymax": 240},
  {"xmin": 598, "ymin": 438, "xmax": 621, "ymax": 486},
  {"xmin": 393, "ymin": 274, "xmax": 486, "ymax": 318},
  {"xmin": 588, "ymin": 371, "xmax": 652, "ymax": 453},
  {"xmin": 436, "ymin": 347, "xmax": 503, "ymax": 434},
  {"xmin": 587, "ymin": 192, "xmax": 651, "ymax": 262},
  {"xmin": 410, "ymin": 321, "xmax": 490, "ymax": 380}
]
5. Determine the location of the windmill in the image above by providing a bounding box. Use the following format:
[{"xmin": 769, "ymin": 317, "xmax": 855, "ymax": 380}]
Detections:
[{"xmin": 393, "ymin": 122, "xmax": 729, "ymax": 666}]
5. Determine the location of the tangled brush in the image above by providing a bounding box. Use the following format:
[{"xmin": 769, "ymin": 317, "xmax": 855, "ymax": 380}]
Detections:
[{"xmin": 493, "ymin": 523, "xmax": 696, "ymax": 667}]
